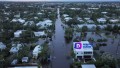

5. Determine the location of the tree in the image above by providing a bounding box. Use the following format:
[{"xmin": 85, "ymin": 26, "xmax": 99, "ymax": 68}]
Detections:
[
  {"xmin": 20, "ymin": 30, "xmax": 37, "ymax": 43},
  {"xmin": 16, "ymin": 46, "xmax": 30, "ymax": 61},
  {"xmin": 39, "ymin": 43, "xmax": 49, "ymax": 64},
  {"xmin": 112, "ymin": 25, "xmax": 119, "ymax": 33},
  {"xmin": 82, "ymin": 26, "xmax": 88, "ymax": 32},
  {"xmin": 105, "ymin": 25, "xmax": 113, "ymax": 32},
  {"xmin": 65, "ymin": 28, "xmax": 73, "ymax": 43},
  {"xmin": 96, "ymin": 26, "xmax": 101, "ymax": 32},
  {"xmin": 66, "ymin": 18, "xmax": 80, "ymax": 26}
]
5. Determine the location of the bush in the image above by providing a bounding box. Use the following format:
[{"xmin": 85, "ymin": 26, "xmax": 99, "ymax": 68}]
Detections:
[
  {"xmin": 97, "ymin": 39, "xmax": 107, "ymax": 42},
  {"xmin": 99, "ymin": 43, "xmax": 107, "ymax": 46},
  {"xmin": 65, "ymin": 28, "xmax": 73, "ymax": 43},
  {"xmin": 73, "ymin": 62, "xmax": 82, "ymax": 68},
  {"xmin": 94, "ymin": 44, "xmax": 99, "ymax": 50}
]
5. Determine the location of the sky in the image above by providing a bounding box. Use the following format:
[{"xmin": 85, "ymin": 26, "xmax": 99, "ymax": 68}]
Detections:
[{"xmin": 0, "ymin": 0, "xmax": 120, "ymax": 2}]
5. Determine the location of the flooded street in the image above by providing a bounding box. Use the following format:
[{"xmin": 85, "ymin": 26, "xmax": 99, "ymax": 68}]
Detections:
[{"xmin": 50, "ymin": 8, "xmax": 70, "ymax": 68}]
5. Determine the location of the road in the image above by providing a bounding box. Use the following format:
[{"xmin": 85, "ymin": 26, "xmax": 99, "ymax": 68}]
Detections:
[{"xmin": 50, "ymin": 8, "xmax": 70, "ymax": 68}]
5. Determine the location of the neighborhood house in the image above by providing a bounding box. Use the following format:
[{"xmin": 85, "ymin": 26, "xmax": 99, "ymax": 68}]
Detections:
[
  {"xmin": 36, "ymin": 19, "xmax": 52, "ymax": 28},
  {"xmin": 34, "ymin": 31, "xmax": 46, "ymax": 37},
  {"xmin": 33, "ymin": 45, "xmax": 42, "ymax": 59},
  {"xmin": 9, "ymin": 44, "xmax": 23, "ymax": 53},
  {"xmin": 97, "ymin": 18, "xmax": 106, "ymax": 23},
  {"xmin": 73, "ymin": 41, "xmax": 93, "ymax": 59},
  {"xmin": 0, "ymin": 42, "xmax": 6, "ymax": 51},
  {"xmin": 14, "ymin": 30, "xmax": 25, "ymax": 37}
]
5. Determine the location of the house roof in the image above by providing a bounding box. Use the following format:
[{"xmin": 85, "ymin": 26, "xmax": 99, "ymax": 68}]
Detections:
[
  {"xmin": 22, "ymin": 57, "xmax": 28, "ymax": 62},
  {"xmin": 34, "ymin": 31, "xmax": 46, "ymax": 37},
  {"xmin": 10, "ymin": 44, "xmax": 23, "ymax": 53},
  {"xmin": 110, "ymin": 19, "xmax": 119, "ymax": 23},
  {"xmin": 14, "ymin": 30, "xmax": 23, "ymax": 37},
  {"xmin": 33, "ymin": 45, "xmax": 42, "ymax": 54},
  {"xmin": 36, "ymin": 19, "xmax": 52, "ymax": 28},
  {"xmin": 11, "ymin": 18, "xmax": 25, "ymax": 23},
  {"xmin": 24, "ymin": 21, "xmax": 34, "ymax": 26},
  {"xmin": 11, "ymin": 59, "xmax": 18, "ymax": 65},
  {"xmin": 64, "ymin": 17, "xmax": 72, "ymax": 22},
  {"xmin": 14, "ymin": 30, "xmax": 25, "ymax": 36},
  {"xmin": 84, "ymin": 18, "xmax": 90, "ymax": 20},
  {"xmin": 63, "ymin": 14, "xmax": 69, "ymax": 17},
  {"xmin": 37, "ymin": 12, "xmax": 43, "ymax": 15},
  {"xmin": 69, "ymin": 8, "xmax": 80, "ymax": 10},
  {"xmin": 18, "ymin": 18, "xmax": 25, "ymax": 23},
  {"xmin": 10, "ymin": 47, "xmax": 19, "ymax": 53},
  {"xmin": 81, "ymin": 64, "xmax": 96, "ymax": 68},
  {"xmin": 78, "ymin": 24, "xmax": 96, "ymax": 29},
  {"xmin": 0, "ymin": 42, "xmax": 6, "ymax": 50},
  {"xmin": 101, "ymin": 12, "xmax": 108, "ymax": 14},
  {"xmin": 97, "ymin": 18, "xmax": 106, "ymax": 22}
]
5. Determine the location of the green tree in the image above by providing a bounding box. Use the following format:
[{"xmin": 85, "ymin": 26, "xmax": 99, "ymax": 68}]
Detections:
[{"xmin": 82, "ymin": 26, "xmax": 88, "ymax": 32}]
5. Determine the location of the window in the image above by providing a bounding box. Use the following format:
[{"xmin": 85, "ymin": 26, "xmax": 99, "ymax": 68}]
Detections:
[{"xmin": 84, "ymin": 52, "xmax": 92, "ymax": 54}]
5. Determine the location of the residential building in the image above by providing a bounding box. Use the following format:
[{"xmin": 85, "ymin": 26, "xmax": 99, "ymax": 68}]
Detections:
[
  {"xmin": 14, "ymin": 30, "xmax": 25, "ymax": 37},
  {"xmin": 73, "ymin": 41, "xmax": 93, "ymax": 59},
  {"xmin": 34, "ymin": 31, "xmax": 46, "ymax": 37},
  {"xmin": 0, "ymin": 42, "xmax": 6, "ymax": 51},
  {"xmin": 9, "ymin": 44, "xmax": 23, "ymax": 53},
  {"xmin": 97, "ymin": 18, "xmax": 106, "ymax": 23},
  {"xmin": 22, "ymin": 57, "xmax": 29, "ymax": 63},
  {"xmin": 33, "ymin": 45, "xmax": 42, "ymax": 59}
]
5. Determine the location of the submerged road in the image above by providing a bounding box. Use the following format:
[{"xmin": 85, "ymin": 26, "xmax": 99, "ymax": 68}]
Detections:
[{"xmin": 50, "ymin": 8, "xmax": 70, "ymax": 68}]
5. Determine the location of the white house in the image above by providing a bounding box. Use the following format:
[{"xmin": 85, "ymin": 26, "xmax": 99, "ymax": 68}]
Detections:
[
  {"xmin": 97, "ymin": 18, "xmax": 106, "ymax": 23},
  {"xmin": 77, "ymin": 17, "xmax": 84, "ymax": 22},
  {"xmin": 36, "ymin": 19, "xmax": 52, "ymax": 28},
  {"xmin": 14, "ymin": 14, "xmax": 20, "ymax": 18},
  {"xmin": 84, "ymin": 18, "xmax": 90, "ymax": 20},
  {"xmin": 34, "ymin": 31, "xmax": 46, "ymax": 37},
  {"xmin": 63, "ymin": 14, "xmax": 69, "ymax": 18},
  {"xmin": 9, "ymin": 44, "xmax": 23, "ymax": 53},
  {"xmin": 64, "ymin": 17, "xmax": 72, "ymax": 22},
  {"xmin": 11, "ymin": 59, "xmax": 18, "ymax": 65},
  {"xmin": 109, "ymin": 19, "xmax": 119, "ymax": 23},
  {"xmin": 101, "ymin": 12, "xmax": 108, "ymax": 14},
  {"xmin": 0, "ymin": 42, "xmax": 6, "ymax": 51},
  {"xmin": 10, "ymin": 47, "xmax": 19, "ymax": 53},
  {"xmin": 77, "ymin": 24, "xmax": 96, "ymax": 29},
  {"xmin": 37, "ymin": 12, "xmax": 43, "ymax": 15},
  {"xmin": 11, "ymin": 18, "xmax": 25, "ymax": 24},
  {"xmin": 33, "ymin": 45, "xmax": 42, "ymax": 59},
  {"xmin": 14, "ymin": 30, "xmax": 25, "ymax": 37},
  {"xmin": 69, "ymin": 8, "xmax": 80, "ymax": 10},
  {"xmin": 11, "ymin": 19, "xmax": 18, "ymax": 22},
  {"xmin": 22, "ymin": 57, "xmax": 29, "ymax": 63},
  {"xmin": 24, "ymin": 21, "xmax": 34, "ymax": 26},
  {"xmin": 87, "ymin": 20, "xmax": 94, "ymax": 23},
  {"xmin": 88, "ymin": 8, "xmax": 99, "ymax": 10},
  {"xmin": 34, "ymin": 17, "xmax": 38, "ymax": 19},
  {"xmin": 73, "ymin": 41, "xmax": 93, "ymax": 59},
  {"xmin": 18, "ymin": 18, "xmax": 25, "ymax": 23},
  {"xmin": 81, "ymin": 64, "xmax": 96, "ymax": 68}
]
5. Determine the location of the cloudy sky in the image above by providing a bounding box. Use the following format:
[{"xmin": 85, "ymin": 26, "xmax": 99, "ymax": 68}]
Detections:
[{"xmin": 1, "ymin": 0, "xmax": 120, "ymax": 2}]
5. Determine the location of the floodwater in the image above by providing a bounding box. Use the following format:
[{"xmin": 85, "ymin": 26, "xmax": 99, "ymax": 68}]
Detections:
[
  {"xmin": 50, "ymin": 8, "xmax": 70, "ymax": 68},
  {"xmin": 86, "ymin": 32, "xmax": 120, "ymax": 59}
]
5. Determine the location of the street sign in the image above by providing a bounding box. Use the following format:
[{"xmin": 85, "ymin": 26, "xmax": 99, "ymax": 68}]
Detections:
[{"xmin": 74, "ymin": 42, "xmax": 82, "ymax": 49}]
